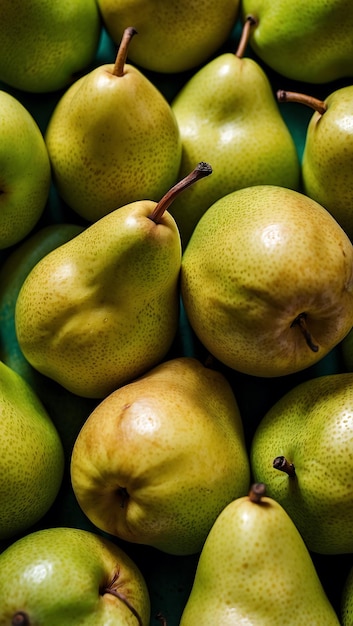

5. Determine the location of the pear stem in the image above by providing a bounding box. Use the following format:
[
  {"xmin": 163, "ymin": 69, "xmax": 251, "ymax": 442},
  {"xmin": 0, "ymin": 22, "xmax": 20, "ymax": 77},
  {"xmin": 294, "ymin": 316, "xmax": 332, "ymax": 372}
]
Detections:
[
  {"xmin": 11, "ymin": 613, "xmax": 30, "ymax": 626},
  {"xmin": 277, "ymin": 90, "xmax": 327, "ymax": 115},
  {"xmin": 236, "ymin": 15, "xmax": 257, "ymax": 58},
  {"xmin": 273, "ymin": 456, "xmax": 296, "ymax": 478},
  {"xmin": 291, "ymin": 312, "xmax": 319, "ymax": 352},
  {"xmin": 112, "ymin": 26, "xmax": 138, "ymax": 77},
  {"xmin": 248, "ymin": 482, "xmax": 266, "ymax": 503},
  {"xmin": 104, "ymin": 583, "xmax": 144, "ymax": 626},
  {"xmin": 148, "ymin": 162, "xmax": 213, "ymax": 224},
  {"xmin": 156, "ymin": 612, "xmax": 168, "ymax": 625}
]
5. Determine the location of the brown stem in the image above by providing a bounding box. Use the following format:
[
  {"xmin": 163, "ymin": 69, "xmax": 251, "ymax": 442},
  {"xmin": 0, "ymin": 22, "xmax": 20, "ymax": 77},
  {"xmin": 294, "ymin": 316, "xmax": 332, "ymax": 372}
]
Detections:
[
  {"xmin": 277, "ymin": 90, "xmax": 327, "ymax": 115},
  {"xmin": 156, "ymin": 612, "xmax": 168, "ymax": 625},
  {"xmin": 112, "ymin": 27, "xmax": 138, "ymax": 77},
  {"xmin": 149, "ymin": 162, "xmax": 212, "ymax": 224},
  {"xmin": 236, "ymin": 15, "xmax": 257, "ymax": 58},
  {"xmin": 291, "ymin": 313, "xmax": 319, "ymax": 353},
  {"xmin": 248, "ymin": 482, "xmax": 266, "ymax": 503},
  {"xmin": 11, "ymin": 613, "xmax": 30, "ymax": 626},
  {"xmin": 273, "ymin": 456, "xmax": 296, "ymax": 478},
  {"xmin": 105, "ymin": 587, "xmax": 144, "ymax": 626}
]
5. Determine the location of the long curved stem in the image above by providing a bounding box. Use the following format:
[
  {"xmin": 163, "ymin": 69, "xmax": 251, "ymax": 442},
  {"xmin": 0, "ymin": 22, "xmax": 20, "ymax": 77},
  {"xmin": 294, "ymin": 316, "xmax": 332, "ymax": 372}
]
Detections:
[
  {"xmin": 277, "ymin": 90, "xmax": 327, "ymax": 115},
  {"xmin": 236, "ymin": 15, "xmax": 257, "ymax": 58},
  {"xmin": 112, "ymin": 27, "xmax": 138, "ymax": 77}
]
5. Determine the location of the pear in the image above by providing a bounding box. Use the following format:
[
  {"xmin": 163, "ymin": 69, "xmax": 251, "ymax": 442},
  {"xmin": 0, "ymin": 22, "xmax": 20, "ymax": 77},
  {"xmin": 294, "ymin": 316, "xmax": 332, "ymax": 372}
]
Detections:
[
  {"xmin": 70, "ymin": 356, "xmax": 250, "ymax": 556},
  {"xmin": 45, "ymin": 27, "xmax": 182, "ymax": 222},
  {"xmin": 170, "ymin": 16, "xmax": 300, "ymax": 247},
  {"xmin": 0, "ymin": 527, "xmax": 150, "ymax": 625},
  {"xmin": 15, "ymin": 163, "xmax": 212, "ymax": 399},
  {"xmin": 0, "ymin": 91, "xmax": 51, "ymax": 249},
  {"xmin": 181, "ymin": 184, "xmax": 353, "ymax": 378},
  {"xmin": 278, "ymin": 86, "xmax": 353, "ymax": 241},
  {"xmin": 251, "ymin": 373, "xmax": 353, "ymax": 554},
  {"xmin": 240, "ymin": 1, "xmax": 353, "ymax": 84},
  {"xmin": 0, "ymin": 361, "xmax": 65, "ymax": 540},
  {"xmin": 341, "ymin": 566, "xmax": 353, "ymax": 625},
  {"xmin": 96, "ymin": 0, "xmax": 240, "ymax": 74},
  {"xmin": 0, "ymin": 0, "xmax": 101, "ymax": 93},
  {"xmin": 180, "ymin": 483, "xmax": 340, "ymax": 625}
]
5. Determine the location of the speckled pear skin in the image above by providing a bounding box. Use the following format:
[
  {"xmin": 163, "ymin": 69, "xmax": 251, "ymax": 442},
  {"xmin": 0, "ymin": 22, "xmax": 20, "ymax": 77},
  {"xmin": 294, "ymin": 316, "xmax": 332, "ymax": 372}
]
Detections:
[
  {"xmin": 179, "ymin": 489, "xmax": 340, "ymax": 625},
  {"xmin": 341, "ymin": 566, "xmax": 353, "ymax": 625},
  {"xmin": 0, "ymin": 527, "xmax": 151, "ymax": 625},
  {"xmin": 181, "ymin": 185, "xmax": 353, "ymax": 378},
  {"xmin": 0, "ymin": 361, "xmax": 64, "ymax": 540},
  {"xmin": 251, "ymin": 373, "xmax": 353, "ymax": 554},
  {"xmin": 15, "ymin": 200, "xmax": 181, "ymax": 399},
  {"xmin": 241, "ymin": 0, "xmax": 353, "ymax": 84},
  {"xmin": 302, "ymin": 86, "xmax": 353, "ymax": 240},
  {"xmin": 170, "ymin": 53, "xmax": 300, "ymax": 247},
  {"xmin": 70, "ymin": 357, "xmax": 250, "ymax": 556},
  {"xmin": 45, "ymin": 61, "xmax": 182, "ymax": 222}
]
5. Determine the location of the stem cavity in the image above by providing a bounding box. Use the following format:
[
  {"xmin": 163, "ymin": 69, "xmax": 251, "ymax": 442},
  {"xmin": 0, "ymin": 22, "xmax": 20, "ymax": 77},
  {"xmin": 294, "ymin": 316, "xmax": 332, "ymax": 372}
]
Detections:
[
  {"xmin": 11, "ymin": 613, "xmax": 30, "ymax": 626},
  {"xmin": 273, "ymin": 456, "xmax": 296, "ymax": 478},
  {"xmin": 112, "ymin": 26, "xmax": 138, "ymax": 77},
  {"xmin": 277, "ymin": 90, "xmax": 327, "ymax": 116},
  {"xmin": 291, "ymin": 313, "xmax": 319, "ymax": 353}
]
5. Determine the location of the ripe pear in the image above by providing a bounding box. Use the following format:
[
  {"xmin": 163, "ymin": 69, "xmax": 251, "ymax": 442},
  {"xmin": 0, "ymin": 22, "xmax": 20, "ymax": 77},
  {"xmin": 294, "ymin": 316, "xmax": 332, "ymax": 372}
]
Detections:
[
  {"xmin": 45, "ymin": 27, "xmax": 182, "ymax": 222},
  {"xmin": 0, "ymin": 90, "xmax": 51, "ymax": 249},
  {"xmin": 96, "ymin": 0, "xmax": 240, "ymax": 74},
  {"xmin": 15, "ymin": 163, "xmax": 212, "ymax": 399},
  {"xmin": 70, "ymin": 356, "xmax": 250, "ymax": 556},
  {"xmin": 341, "ymin": 566, "xmax": 353, "ymax": 625},
  {"xmin": 0, "ymin": 360, "xmax": 64, "ymax": 540},
  {"xmin": 0, "ymin": 527, "xmax": 150, "ymax": 625},
  {"xmin": 251, "ymin": 373, "xmax": 353, "ymax": 554},
  {"xmin": 170, "ymin": 16, "xmax": 300, "ymax": 246},
  {"xmin": 278, "ymin": 86, "xmax": 353, "ymax": 241},
  {"xmin": 180, "ymin": 483, "xmax": 340, "ymax": 625},
  {"xmin": 0, "ymin": 0, "xmax": 101, "ymax": 93},
  {"xmin": 181, "ymin": 184, "xmax": 353, "ymax": 378},
  {"xmin": 241, "ymin": 1, "xmax": 353, "ymax": 84}
]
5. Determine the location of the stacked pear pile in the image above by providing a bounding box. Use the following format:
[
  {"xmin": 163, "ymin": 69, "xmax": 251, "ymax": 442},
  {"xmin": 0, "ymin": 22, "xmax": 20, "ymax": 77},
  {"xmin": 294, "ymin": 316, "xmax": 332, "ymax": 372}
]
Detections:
[{"xmin": 0, "ymin": 1, "xmax": 353, "ymax": 624}]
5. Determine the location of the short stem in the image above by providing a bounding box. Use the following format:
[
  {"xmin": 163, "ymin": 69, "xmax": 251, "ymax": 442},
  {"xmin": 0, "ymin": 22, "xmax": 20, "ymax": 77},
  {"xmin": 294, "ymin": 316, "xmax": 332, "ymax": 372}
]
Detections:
[
  {"xmin": 291, "ymin": 312, "xmax": 319, "ymax": 353},
  {"xmin": 112, "ymin": 27, "xmax": 138, "ymax": 77},
  {"xmin": 11, "ymin": 613, "xmax": 30, "ymax": 626},
  {"xmin": 148, "ymin": 162, "xmax": 212, "ymax": 224},
  {"xmin": 277, "ymin": 90, "xmax": 327, "ymax": 115},
  {"xmin": 273, "ymin": 456, "xmax": 296, "ymax": 478},
  {"xmin": 236, "ymin": 15, "xmax": 257, "ymax": 58},
  {"xmin": 248, "ymin": 482, "xmax": 266, "ymax": 503}
]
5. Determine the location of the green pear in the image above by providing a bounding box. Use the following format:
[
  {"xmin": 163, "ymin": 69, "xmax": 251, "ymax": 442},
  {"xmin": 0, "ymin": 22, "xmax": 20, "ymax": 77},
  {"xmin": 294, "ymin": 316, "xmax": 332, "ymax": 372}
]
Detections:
[
  {"xmin": 181, "ymin": 184, "xmax": 353, "ymax": 378},
  {"xmin": 170, "ymin": 16, "xmax": 300, "ymax": 247},
  {"xmin": 0, "ymin": 527, "xmax": 150, "ymax": 625},
  {"xmin": 0, "ymin": 91, "xmax": 51, "ymax": 249},
  {"xmin": 45, "ymin": 27, "xmax": 182, "ymax": 222},
  {"xmin": 0, "ymin": 0, "xmax": 101, "ymax": 93},
  {"xmin": 278, "ymin": 86, "xmax": 353, "ymax": 241},
  {"xmin": 96, "ymin": 0, "xmax": 240, "ymax": 74},
  {"xmin": 240, "ymin": 2, "xmax": 353, "ymax": 84},
  {"xmin": 0, "ymin": 360, "xmax": 64, "ymax": 540},
  {"xmin": 15, "ymin": 163, "xmax": 212, "ymax": 399},
  {"xmin": 341, "ymin": 566, "xmax": 353, "ymax": 625},
  {"xmin": 180, "ymin": 483, "xmax": 340, "ymax": 625},
  {"xmin": 70, "ymin": 356, "xmax": 250, "ymax": 555},
  {"xmin": 251, "ymin": 373, "xmax": 353, "ymax": 554}
]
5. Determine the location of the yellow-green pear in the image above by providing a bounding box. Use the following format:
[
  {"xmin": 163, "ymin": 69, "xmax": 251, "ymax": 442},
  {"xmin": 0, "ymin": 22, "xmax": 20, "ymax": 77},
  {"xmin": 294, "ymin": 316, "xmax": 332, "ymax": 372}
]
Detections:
[
  {"xmin": 0, "ymin": 361, "xmax": 65, "ymax": 540},
  {"xmin": 70, "ymin": 356, "xmax": 250, "ymax": 555},
  {"xmin": 181, "ymin": 185, "xmax": 353, "ymax": 378},
  {"xmin": 278, "ymin": 86, "xmax": 353, "ymax": 241},
  {"xmin": 170, "ymin": 16, "xmax": 300, "ymax": 246},
  {"xmin": 45, "ymin": 27, "xmax": 182, "ymax": 222},
  {"xmin": 15, "ymin": 163, "xmax": 212, "ymax": 399},
  {"xmin": 0, "ymin": 91, "xmax": 51, "ymax": 249},
  {"xmin": 0, "ymin": 527, "xmax": 150, "ymax": 625},
  {"xmin": 96, "ymin": 0, "xmax": 240, "ymax": 74},
  {"xmin": 241, "ymin": 1, "xmax": 353, "ymax": 84},
  {"xmin": 251, "ymin": 373, "xmax": 353, "ymax": 554},
  {"xmin": 0, "ymin": 0, "xmax": 101, "ymax": 93},
  {"xmin": 180, "ymin": 484, "xmax": 340, "ymax": 625}
]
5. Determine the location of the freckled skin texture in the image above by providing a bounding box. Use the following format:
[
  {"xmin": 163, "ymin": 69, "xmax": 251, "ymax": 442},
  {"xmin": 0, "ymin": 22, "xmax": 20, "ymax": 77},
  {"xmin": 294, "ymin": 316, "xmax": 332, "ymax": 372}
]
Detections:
[
  {"xmin": 170, "ymin": 53, "xmax": 300, "ymax": 247},
  {"xmin": 0, "ymin": 361, "xmax": 64, "ymax": 540},
  {"xmin": 251, "ymin": 373, "xmax": 353, "ymax": 555},
  {"xmin": 0, "ymin": 527, "xmax": 151, "ymax": 625},
  {"xmin": 179, "ymin": 492, "xmax": 340, "ymax": 625},
  {"xmin": 0, "ymin": 0, "xmax": 101, "ymax": 93},
  {"xmin": 70, "ymin": 357, "xmax": 250, "ymax": 555},
  {"xmin": 302, "ymin": 86, "xmax": 353, "ymax": 240},
  {"xmin": 96, "ymin": 0, "xmax": 240, "ymax": 73},
  {"xmin": 341, "ymin": 566, "xmax": 353, "ymax": 625},
  {"xmin": 241, "ymin": 0, "xmax": 353, "ymax": 84},
  {"xmin": 0, "ymin": 91, "xmax": 51, "ymax": 249},
  {"xmin": 45, "ymin": 63, "xmax": 182, "ymax": 222},
  {"xmin": 15, "ymin": 201, "xmax": 181, "ymax": 399},
  {"xmin": 181, "ymin": 185, "xmax": 353, "ymax": 378}
]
